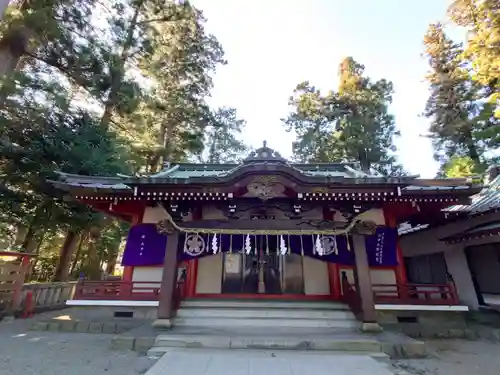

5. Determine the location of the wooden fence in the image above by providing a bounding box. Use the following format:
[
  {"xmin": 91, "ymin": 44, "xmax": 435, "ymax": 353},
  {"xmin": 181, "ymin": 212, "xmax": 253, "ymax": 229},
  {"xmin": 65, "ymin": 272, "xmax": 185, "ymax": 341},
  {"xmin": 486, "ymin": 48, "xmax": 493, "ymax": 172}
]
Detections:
[
  {"xmin": 1, "ymin": 256, "xmax": 77, "ymax": 316},
  {"xmin": 20, "ymin": 282, "xmax": 77, "ymax": 313},
  {"xmin": 0, "ymin": 258, "xmax": 28, "ymax": 313}
]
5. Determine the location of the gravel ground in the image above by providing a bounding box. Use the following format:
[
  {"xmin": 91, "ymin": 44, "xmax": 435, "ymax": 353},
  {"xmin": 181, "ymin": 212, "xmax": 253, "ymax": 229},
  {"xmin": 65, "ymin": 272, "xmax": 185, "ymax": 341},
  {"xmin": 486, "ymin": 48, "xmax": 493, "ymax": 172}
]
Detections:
[
  {"xmin": 0, "ymin": 317, "xmax": 157, "ymax": 375},
  {"xmin": 2, "ymin": 315, "xmax": 500, "ymax": 375},
  {"xmin": 391, "ymin": 339, "xmax": 500, "ymax": 375}
]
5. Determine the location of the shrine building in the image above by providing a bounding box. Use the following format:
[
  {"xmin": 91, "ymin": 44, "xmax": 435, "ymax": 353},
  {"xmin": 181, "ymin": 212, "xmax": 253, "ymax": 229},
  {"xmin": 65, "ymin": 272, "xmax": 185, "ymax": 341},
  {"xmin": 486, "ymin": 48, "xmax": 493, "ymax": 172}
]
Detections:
[{"xmin": 49, "ymin": 142, "xmax": 481, "ymax": 330}]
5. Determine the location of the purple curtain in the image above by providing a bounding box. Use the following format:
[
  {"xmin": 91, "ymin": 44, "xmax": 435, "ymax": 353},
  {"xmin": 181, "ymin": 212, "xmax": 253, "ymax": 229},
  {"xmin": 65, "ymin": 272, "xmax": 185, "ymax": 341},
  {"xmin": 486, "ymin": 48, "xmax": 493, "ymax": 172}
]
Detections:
[
  {"xmin": 121, "ymin": 224, "xmax": 398, "ymax": 267},
  {"xmin": 121, "ymin": 224, "xmax": 167, "ymax": 266}
]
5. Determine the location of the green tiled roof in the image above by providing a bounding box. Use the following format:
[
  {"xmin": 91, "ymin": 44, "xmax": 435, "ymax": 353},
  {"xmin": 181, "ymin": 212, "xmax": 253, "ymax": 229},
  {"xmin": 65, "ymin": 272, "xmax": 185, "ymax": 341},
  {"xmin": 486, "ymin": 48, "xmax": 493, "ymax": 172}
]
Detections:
[
  {"xmin": 148, "ymin": 161, "xmax": 380, "ymax": 180},
  {"xmin": 49, "ymin": 142, "xmax": 482, "ymax": 194}
]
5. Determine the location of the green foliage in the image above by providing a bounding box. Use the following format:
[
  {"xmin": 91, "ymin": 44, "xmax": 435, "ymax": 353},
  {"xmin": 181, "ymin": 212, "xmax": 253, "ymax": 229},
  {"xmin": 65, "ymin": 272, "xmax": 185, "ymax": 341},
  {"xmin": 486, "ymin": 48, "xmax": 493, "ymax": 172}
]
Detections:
[
  {"xmin": 423, "ymin": 9, "xmax": 500, "ymax": 175},
  {"xmin": 202, "ymin": 107, "xmax": 249, "ymax": 163},
  {"xmin": 448, "ymin": 0, "xmax": 500, "ymax": 99},
  {"xmin": 0, "ymin": 0, "xmax": 242, "ymax": 280},
  {"xmin": 423, "ymin": 23, "xmax": 484, "ymax": 167},
  {"xmin": 282, "ymin": 57, "xmax": 404, "ymax": 176},
  {"xmin": 131, "ymin": 0, "xmax": 227, "ymax": 171},
  {"xmin": 438, "ymin": 155, "xmax": 478, "ymax": 178}
]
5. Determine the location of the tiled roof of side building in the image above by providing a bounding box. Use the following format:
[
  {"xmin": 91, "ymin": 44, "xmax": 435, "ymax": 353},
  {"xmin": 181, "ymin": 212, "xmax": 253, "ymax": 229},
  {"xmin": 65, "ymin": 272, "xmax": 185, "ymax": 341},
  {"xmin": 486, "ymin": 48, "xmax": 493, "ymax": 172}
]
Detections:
[{"xmin": 444, "ymin": 174, "xmax": 500, "ymax": 214}]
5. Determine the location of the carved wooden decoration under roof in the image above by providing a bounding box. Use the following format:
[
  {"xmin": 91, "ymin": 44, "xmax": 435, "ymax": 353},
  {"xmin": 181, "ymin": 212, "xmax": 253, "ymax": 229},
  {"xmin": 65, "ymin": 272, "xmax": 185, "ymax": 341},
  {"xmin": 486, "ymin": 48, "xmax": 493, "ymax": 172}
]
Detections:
[{"xmin": 244, "ymin": 177, "xmax": 287, "ymax": 200}]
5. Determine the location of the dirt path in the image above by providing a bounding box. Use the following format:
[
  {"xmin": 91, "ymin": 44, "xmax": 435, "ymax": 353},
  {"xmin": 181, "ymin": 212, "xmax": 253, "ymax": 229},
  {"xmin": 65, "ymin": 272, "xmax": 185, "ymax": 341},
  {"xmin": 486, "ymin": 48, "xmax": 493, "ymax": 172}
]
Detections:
[
  {"xmin": 0, "ymin": 317, "xmax": 156, "ymax": 375},
  {"xmin": 392, "ymin": 339, "xmax": 500, "ymax": 375}
]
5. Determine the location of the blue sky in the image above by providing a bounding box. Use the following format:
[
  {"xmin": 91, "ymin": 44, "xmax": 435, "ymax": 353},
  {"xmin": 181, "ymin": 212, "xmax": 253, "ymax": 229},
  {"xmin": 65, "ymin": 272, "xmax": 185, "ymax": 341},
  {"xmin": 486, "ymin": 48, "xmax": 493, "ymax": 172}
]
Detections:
[{"xmin": 191, "ymin": 0, "xmax": 463, "ymax": 177}]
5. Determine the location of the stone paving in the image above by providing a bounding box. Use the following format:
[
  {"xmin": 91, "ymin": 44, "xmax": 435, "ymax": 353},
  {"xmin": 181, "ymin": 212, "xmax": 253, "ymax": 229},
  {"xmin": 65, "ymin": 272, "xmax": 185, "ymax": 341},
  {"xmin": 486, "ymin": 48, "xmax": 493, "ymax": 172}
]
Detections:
[{"xmin": 145, "ymin": 348, "xmax": 397, "ymax": 375}]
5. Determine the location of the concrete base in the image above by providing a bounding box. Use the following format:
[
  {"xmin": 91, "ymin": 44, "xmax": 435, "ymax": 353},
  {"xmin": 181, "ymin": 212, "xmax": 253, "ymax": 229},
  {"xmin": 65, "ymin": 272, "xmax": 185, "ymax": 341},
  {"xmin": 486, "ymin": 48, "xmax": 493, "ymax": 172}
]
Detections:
[
  {"xmin": 361, "ymin": 322, "xmax": 383, "ymax": 333},
  {"xmin": 152, "ymin": 319, "xmax": 173, "ymax": 329}
]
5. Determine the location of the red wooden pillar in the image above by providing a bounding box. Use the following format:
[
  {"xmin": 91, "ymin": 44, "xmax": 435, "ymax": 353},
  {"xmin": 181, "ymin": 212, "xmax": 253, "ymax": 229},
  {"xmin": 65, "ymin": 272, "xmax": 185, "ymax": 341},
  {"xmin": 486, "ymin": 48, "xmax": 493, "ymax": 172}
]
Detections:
[
  {"xmin": 383, "ymin": 207, "xmax": 408, "ymax": 298},
  {"xmin": 323, "ymin": 206, "xmax": 341, "ymax": 299},
  {"xmin": 184, "ymin": 205, "xmax": 201, "ymax": 298},
  {"xmin": 122, "ymin": 266, "xmax": 133, "ymax": 282},
  {"xmin": 184, "ymin": 259, "xmax": 198, "ymax": 298},
  {"xmin": 328, "ymin": 262, "xmax": 341, "ymax": 300},
  {"xmin": 120, "ymin": 213, "xmax": 141, "ymax": 295}
]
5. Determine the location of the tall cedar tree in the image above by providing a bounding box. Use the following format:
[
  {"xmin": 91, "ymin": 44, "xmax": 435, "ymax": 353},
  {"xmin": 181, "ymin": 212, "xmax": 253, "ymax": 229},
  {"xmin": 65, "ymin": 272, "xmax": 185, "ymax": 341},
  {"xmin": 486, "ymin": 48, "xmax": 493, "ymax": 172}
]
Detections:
[
  {"xmin": 448, "ymin": 0, "xmax": 500, "ymax": 101},
  {"xmin": 283, "ymin": 57, "xmax": 403, "ymax": 176},
  {"xmin": 202, "ymin": 107, "xmax": 248, "ymax": 164},
  {"xmin": 132, "ymin": 1, "xmax": 227, "ymax": 172},
  {"xmin": 0, "ymin": 0, "xmax": 247, "ymax": 279},
  {"xmin": 422, "ymin": 23, "xmax": 485, "ymax": 172}
]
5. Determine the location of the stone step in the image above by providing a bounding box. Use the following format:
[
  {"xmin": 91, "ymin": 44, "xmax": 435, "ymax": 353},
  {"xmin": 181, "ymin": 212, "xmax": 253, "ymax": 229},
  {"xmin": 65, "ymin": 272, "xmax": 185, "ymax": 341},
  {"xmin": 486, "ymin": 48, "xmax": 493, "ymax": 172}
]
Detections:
[
  {"xmin": 176, "ymin": 307, "xmax": 356, "ymax": 320},
  {"xmin": 173, "ymin": 316, "xmax": 359, "ymax": 329},
  {"xmin": 149, "ymin": 334, "xmax": 382, "ymax": 356},
  {"xmin": 181, "ymin": 299, "xmax": 349, "ymax": 310}
]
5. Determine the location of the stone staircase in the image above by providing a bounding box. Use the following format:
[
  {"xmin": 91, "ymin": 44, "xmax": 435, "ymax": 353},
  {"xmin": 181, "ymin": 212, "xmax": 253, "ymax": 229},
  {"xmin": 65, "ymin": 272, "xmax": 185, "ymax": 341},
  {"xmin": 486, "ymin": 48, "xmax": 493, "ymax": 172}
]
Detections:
[
  {"xmin": 174, "ymin": 299, "xmax": 359, "ymax": 329},
  {"xmin": 147, "ymin": 299, "xmax": 396, "ymax": 357}
]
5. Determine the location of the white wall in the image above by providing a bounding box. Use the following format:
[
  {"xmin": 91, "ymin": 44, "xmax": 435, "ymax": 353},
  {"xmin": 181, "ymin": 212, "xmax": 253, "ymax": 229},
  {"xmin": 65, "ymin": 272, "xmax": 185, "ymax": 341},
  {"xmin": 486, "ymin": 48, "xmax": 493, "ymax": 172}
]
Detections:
[
  {"xmin": 444, "ymin": 246, "xmax": 479, "ymax": 309},
  {"xmin": 400, "ymin": 212, "xmax": 499, "ymax": 258},
  {"xmin": 303, "ymin": 257, "xmax": 330, "ymax": 295},
  {"xmin": 196, "ymin": 254, "xmax": 223, "ymax": 294},
  {"xmin": 131, "ymin": 266, "xmax": 162, "ymax": 293},
  {"xmin": 132, "ymin": 267, "xmax": 163, "ymax": 282},
  {"xmin": 142, "ymin": 206, "xmax": 168, "ymax": 224},
  {"xmin": 202, "ymin": 205, "xmax": 227, "ymax": 220}
]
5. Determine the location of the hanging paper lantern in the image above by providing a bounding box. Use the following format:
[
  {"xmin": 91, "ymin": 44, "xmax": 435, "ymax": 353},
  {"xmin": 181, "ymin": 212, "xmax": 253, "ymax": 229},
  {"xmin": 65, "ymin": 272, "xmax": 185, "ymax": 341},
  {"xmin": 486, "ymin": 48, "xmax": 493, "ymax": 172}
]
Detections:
[
  {"xmin": 279, "ymin": 235, "xmax": 287, "ymax": 255},
  {"xmin": 212, "ymin": 233, "xmax": 218, "ymax": 254},
  {"xmin": 245, "ymin": 234, "xmax": 252, "ymax": 254},
  {"xmin": 315, "ymin": 235, "xmax": 324, "ymax": 256}
]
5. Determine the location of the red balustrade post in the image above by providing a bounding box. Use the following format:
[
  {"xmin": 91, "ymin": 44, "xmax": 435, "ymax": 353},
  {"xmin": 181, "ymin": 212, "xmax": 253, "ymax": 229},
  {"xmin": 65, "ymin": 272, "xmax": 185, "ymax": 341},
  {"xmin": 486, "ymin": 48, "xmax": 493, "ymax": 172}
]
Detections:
[
  {"xmin": 74, "ymin": 279, "xmax": 84, "ymax": 299},
  {"xmin": 184, "ymin": 260, "xmax": 198, "ymax": 298},
  {"xmin": 448, "ymin": 274, "xmax": 459, "ymax": 304},
  {"xmin": 383, "ymin": 207, "xmax": 408, "ymax": 300},
  {"xmin": 329, "ymin": 263, "xmax": 341, "ymax": 300}
]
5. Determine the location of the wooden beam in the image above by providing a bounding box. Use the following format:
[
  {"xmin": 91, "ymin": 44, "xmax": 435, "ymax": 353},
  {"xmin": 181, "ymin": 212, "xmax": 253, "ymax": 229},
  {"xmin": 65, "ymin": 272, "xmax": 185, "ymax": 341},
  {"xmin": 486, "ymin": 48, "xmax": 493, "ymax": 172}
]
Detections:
[
  {"xmin": 352, "ymin": 234, "xmax": 380, "ymax": 331},
  {"xmin": 176, "ymin": 219, "xmax": 350, "ymax": 231},
  {"xmin": 154, "ymin": 232, "xmax": 180, "ymax": 328}
]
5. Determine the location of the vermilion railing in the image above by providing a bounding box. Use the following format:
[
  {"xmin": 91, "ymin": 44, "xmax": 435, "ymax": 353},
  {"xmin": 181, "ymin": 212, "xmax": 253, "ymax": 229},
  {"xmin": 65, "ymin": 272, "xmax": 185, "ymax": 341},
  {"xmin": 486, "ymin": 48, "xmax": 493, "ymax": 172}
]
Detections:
[
  {"xmin": 372, "ymin": 283, "xmax": 459, "ymax": 305},
  {"xmin": 74, "ymin": 281, "xmax": 161, "ymax": 301}
]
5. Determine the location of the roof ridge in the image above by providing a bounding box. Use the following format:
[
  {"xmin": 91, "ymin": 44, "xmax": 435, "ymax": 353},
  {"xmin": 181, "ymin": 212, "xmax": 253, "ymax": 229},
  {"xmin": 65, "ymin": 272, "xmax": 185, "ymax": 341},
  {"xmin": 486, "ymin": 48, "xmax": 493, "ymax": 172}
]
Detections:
[{"xmin": 148, "ymin": 164, "xmax": 180, "ymax": 178}]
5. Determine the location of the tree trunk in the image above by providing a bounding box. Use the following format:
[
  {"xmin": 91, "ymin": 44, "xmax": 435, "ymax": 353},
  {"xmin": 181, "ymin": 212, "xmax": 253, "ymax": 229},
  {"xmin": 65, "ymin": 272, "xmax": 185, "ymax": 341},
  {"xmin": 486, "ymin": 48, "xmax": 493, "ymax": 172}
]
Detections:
[
  {"xmin": 100, "ymin": 0, "xmax": 144, "ymax": 130},
  {"xmin": 358, "ymin": 147, "xmax": 371, "ymax": 173},
  {"xmin": 466, "ymin": 133, "xmax": 481, "ymax": 170},
  {"xmin": 53, "ymin": 230, "xmax": 80, "ymax": 282},
  {"xmin": 0, "ymin": 46, "xmax": 22, "ymax": 76},
  {"xmin": 21, "ymin": 224, "xmax": 36, "ymax": 251},
  {"xmin": 0, "ymin": 1, "xmax": 34, "ymax": 106},
  {"xmin": 86, "ymin": 226, "xmax": 102, "ymax": 280},
  {"xmin": 25, "ymin": 230, "xmax": 46, "ymax": 282},
  {"xmin": 70, "ymin": 230, "xmax": 88, "ymax": 274},
  {"xmin": 13, "ymin": 224, "xmax": 28, "ymax": 247},
  {"xmin": 105, "ymin": 241, "xmax": 121, "ymax": 275}
]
